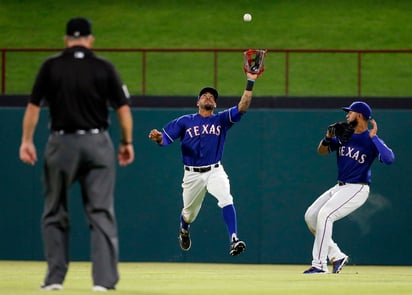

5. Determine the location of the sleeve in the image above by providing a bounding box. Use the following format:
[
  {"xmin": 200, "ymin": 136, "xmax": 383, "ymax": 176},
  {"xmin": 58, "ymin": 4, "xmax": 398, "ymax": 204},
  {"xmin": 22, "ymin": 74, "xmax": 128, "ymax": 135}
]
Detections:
[
  {"xmin": 229, "ymin": 105, "xmax": 243, "ymax": 123},
  {"xmin": 160, "ymin": 116, "xmax": 186, "ymax": 146},
  {"xmin": 29, "ymin": 60, "xmax": 50, "ymax": 106},
  {"xmin": 106, "ymin": 62, "xmax": 130, "ymax": 109},
  {"xmin": 371, "ymin": 136, "xmax": 395, "ymax": 165},
  {"xmin": 219, "ymin": 106, "xmax": 243, "ymax": 125}
]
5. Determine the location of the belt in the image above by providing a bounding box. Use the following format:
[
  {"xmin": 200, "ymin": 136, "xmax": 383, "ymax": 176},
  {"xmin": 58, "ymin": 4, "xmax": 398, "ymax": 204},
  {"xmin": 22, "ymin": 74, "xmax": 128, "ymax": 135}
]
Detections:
[
  {"xmin": 52, "ymin": 128, "xmax": 105, "ymax": 135},
  {"xmin": 338, "ymin": 181, "xmax": 369, "ymax": 186},
  {"xmin": 185, "ymin": 163, "xmax": 219, "ymax": 173}
]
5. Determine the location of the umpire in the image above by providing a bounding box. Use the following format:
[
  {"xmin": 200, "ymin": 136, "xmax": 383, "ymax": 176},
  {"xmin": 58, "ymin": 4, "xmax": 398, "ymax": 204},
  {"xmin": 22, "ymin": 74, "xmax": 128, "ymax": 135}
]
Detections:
[{"xmin": 19, "ymin": 17, "xmax": 134, "ymax": 291}]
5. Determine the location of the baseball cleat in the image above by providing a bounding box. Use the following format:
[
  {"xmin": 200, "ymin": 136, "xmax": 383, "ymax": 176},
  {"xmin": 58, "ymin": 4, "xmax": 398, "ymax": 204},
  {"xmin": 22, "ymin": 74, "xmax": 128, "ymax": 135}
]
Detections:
[
  {"xmin": 303, "ymin": 266, "xmax": 327, "ymax": 274},
  {"xmin": 178, "ymin": 228, "xmax": 191, "ymax": 251},
  {"xmin": 332, "ymin": 256, "xmax": 349, "ymax": 273},
  {"xmin": 229, "ymin": 238, "xmax": 246, "ymax": 256},
  {"xmin": 40, "ymin": 283, "xmax": 63, "ymax": 291}
]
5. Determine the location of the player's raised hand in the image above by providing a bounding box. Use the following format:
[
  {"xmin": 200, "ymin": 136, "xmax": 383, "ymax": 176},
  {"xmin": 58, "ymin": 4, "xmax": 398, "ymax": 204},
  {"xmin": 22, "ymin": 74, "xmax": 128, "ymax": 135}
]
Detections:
[
  {"xmin": 369, "ymin": 119, "xmax": 378, "ymax": 138},
  {"xmin": 246, "ymin": 72, "xmax": 258, "ymax": 81}
]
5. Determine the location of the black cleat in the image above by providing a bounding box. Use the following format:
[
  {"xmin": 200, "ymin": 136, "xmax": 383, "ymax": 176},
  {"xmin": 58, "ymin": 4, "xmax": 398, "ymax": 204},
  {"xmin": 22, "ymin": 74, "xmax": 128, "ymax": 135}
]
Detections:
[
  {"xmin": 179, "ymin": 229, "xmax": 191, "ymax": 251},
  {"xmin": 230, "ymin": 238, "xmax": 246, "ymax": 256}
]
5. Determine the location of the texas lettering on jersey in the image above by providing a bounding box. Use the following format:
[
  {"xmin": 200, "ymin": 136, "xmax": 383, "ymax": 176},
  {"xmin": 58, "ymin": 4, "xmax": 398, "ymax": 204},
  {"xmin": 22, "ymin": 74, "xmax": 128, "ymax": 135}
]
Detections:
[
  {"xmin": 186, "ymin": 124, "xmax": 221, "ymax": 138},
  {"xmin": 338, "ymin": 145, "xmax": 367, "ymax": 164}
]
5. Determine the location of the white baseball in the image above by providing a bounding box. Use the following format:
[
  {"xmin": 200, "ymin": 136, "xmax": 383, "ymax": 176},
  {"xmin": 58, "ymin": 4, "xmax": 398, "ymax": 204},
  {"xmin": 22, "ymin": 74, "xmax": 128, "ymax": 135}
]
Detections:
[{"xmin": 243, "ymin": 13, "xmax": 252, "ymax": 22}]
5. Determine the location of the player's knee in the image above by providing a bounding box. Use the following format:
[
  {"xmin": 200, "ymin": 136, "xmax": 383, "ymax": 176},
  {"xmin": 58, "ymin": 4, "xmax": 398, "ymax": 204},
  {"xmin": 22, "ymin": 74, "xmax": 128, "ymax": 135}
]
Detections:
[
  {"xmin": 218, "ymin": 199, "xmax": 233, "ymax": 208},
  {"xmin": 304, "ymin": 208, "xmax": 315, "ymax": 225},
  {"xmin": 182, "ymin": 211, "xmax": 196, "ymax": 224}
]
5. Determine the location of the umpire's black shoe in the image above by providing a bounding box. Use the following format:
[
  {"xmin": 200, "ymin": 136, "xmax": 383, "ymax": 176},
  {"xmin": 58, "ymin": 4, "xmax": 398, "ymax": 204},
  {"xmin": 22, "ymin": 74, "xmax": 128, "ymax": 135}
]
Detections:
[
  {"xmin": 230, "ymin": 238, "xmax": 246, "ymax": 256},
  {"xmin": 179, "ymin": 228, "xmax": 191, "ymax": 251}
]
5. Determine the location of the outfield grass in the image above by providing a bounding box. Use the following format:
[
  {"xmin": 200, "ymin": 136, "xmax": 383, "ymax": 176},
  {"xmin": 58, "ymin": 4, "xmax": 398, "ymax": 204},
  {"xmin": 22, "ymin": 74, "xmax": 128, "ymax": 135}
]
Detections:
[
  {"xmin": 1, "ymin": 261, "xmax": 412, "ymax": 295},
  {"xmin": 1, "ymin": 0, "xmax": 412, "ymax": 96}
]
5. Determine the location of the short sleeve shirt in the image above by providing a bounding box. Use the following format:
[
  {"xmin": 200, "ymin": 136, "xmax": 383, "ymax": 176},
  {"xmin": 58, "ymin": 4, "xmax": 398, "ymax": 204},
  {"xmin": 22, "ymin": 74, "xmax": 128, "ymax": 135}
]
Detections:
[
  {"xmin": 30, "ymin": 46, "xmax": 129, "ymax": 131},
  {"xmin": 161, "ymin": 106, "xmax": 243, "ymax": 166}
]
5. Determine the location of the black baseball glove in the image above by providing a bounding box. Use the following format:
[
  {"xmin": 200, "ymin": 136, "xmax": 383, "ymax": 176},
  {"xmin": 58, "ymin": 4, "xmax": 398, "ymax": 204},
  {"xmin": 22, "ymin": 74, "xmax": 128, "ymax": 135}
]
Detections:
[
  {"xmin": 243, "ymin": 49, "xmax": 267, "ymax": 76},
  {"xmin": 327, "ymin": 122, "xmax": 355, "ymax": 143}
]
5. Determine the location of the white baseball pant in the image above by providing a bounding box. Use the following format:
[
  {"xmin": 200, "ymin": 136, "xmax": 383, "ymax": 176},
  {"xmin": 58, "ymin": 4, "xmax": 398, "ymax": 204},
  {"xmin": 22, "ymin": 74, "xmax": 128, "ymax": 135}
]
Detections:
[
  {"xmin": 180, "ymin": 163, "xmax": 233, "ymax": 223},
  {"xmin": 304, "ymin": 183, "xmax": 370, "ymax": 270}
]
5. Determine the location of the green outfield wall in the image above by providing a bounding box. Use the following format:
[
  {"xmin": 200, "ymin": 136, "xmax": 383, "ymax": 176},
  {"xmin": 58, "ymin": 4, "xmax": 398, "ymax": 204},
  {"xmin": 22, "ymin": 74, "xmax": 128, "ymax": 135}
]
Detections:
[{"xmin": 0, "ymin": 107, "xmax": 409, "ymax": 265}]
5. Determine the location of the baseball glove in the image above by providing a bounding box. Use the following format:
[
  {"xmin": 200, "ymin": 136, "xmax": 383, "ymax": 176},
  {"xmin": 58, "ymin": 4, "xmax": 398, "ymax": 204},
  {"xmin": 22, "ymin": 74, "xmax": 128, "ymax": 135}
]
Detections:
[
  {"xmin": 243, "ymin": 49, "xmax": 267, "ymax": 76},
  {"xmin": 327, "ymin": 121, "xmax": 355, "ymax": 143}
]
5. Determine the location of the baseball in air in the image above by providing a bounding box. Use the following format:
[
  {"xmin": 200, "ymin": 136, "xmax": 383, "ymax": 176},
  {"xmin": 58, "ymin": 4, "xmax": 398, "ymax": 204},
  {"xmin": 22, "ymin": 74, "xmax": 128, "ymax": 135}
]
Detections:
[{"xmin": 243, "ymin": 13, "xmax": 252, "ymax": 22}]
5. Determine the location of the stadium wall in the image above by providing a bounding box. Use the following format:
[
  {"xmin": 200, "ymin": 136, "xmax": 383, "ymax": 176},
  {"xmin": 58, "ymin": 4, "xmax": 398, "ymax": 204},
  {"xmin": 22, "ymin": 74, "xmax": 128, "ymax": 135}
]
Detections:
[{"xmin": 0, "ymin": 100, "xmax": 410, "ymax": 265}]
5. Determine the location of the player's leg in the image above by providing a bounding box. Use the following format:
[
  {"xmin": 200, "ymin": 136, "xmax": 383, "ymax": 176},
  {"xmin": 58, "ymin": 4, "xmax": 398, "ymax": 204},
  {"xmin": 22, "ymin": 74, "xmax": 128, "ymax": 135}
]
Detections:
[
  {"xmin": 328, "ymin": 239, "xmax": 346, "ymax": 264},
  {"xmin": 80, "ymin": 132, "xmax": 119, "ymax": 289},
  {"xmin": 180, "ymin": 170, "xmax": 208, "ymax": 250},
  {"xmin": 206, "ymin": 165, "xmax": 245, "ymax": 255},
  {"xmin": 181, "ymin": 171, "xmax": 208, "ymax": 223},
  {"xmin": 304, "ymin": 187, "xmax": 334, "ymax": 234},
  {"xmin": 311, "ymin": 184, "xmax": 369, "ymax": 271},
  {"xmin": 206, "ymin": 165, "xmax": 235, "ymax": 238}
]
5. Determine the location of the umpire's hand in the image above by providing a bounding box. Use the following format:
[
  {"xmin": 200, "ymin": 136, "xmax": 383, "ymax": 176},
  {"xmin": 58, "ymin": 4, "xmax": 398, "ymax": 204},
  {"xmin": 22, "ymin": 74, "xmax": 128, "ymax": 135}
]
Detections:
[
  {"xmin": 118, "ymin": 144, "xmax": 134, "ymax": 166},
  {"xmin": 20, "ymin": 142, "xmax": 37, "ymax": 165}
]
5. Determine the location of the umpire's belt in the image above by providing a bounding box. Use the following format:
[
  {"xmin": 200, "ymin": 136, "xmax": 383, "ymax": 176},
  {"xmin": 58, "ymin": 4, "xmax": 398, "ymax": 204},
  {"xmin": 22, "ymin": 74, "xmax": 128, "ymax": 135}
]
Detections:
[
  {"xmin": 185, "ymin": 163, "xmax": 219, "ymax": 173},
  {"xmin": 52, "ymin": 128, "xmax": 105, "ymax": 135}
]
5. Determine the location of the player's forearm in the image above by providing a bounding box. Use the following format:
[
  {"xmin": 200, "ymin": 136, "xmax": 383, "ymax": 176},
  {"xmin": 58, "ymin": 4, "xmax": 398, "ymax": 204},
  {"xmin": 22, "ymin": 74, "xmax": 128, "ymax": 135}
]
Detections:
[
  {"xmin": 238, "ymin": 90, "xmax": 253, "ymax": 113},
  {"xmin": 21, "ymin": 103, "xmax": 40, "ymax": 143},
  {"xmin": 317, "ymin": 137, "xmax": 331, "ymax": 155},
  {"xmin": 238, "ymin": 78, "xmax": 256, "ymax": 112}
]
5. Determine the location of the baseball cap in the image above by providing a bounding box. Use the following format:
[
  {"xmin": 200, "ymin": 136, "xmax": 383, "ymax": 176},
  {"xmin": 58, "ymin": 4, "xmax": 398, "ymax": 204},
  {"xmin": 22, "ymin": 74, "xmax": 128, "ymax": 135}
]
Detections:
[
  {"xmin": 66, "ymin": 17, "xmax": 92, "ymax": 37},
  {"xmin": 198, "ymin": 87, "xmax": 218, "ymax": 101},
  {"xmin": 342, "ymin": 101, "xmax": 372, "ymax": 120}
]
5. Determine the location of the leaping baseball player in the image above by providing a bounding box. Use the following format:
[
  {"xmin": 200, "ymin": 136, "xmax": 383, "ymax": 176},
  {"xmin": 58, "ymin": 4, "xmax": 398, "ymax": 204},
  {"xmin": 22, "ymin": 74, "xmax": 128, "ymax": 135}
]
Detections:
[
  {"xmin": 303, "ymin": 101, "xmax": 395, "ymax": 274},
  {"xmin": 148, "ymin": 59, "xmax": 263, "ymax": 255}
]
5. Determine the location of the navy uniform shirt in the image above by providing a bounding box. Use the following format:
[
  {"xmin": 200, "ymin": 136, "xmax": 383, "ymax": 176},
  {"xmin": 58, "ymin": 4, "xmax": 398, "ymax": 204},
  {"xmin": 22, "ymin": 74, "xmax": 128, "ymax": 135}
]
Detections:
[
  {"xmin": 160, "ymin": 106, "xmax": 243, "ymax": 166},
  {"xmin": 329, "ymin": 130, "xmax": 394, "ymax": 184},
  {"xmin": 30, "ymin": 46, "xmax": 129, "ymax": 131}
]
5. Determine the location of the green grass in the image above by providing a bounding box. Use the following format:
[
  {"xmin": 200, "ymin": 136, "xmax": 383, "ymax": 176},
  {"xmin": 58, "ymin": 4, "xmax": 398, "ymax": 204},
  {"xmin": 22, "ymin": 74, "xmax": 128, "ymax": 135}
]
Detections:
[
  {"xmin": 1, "ymin": 261, "xmax": 412, "ymax": 295},
  {"xmin": 1, "ymin": 0, "xmax": 412, "ymax": 96}
]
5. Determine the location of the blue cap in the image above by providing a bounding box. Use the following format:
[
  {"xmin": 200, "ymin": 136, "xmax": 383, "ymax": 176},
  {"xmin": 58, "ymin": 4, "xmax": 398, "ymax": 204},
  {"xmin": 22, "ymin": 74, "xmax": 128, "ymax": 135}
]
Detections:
[
  {"xmin": 342, "ymin": 101, "xmax": 372, "ymax": 120},
  {"xmin": 197, "ymin": 87, "xmax": 218, "ymax": 101}
]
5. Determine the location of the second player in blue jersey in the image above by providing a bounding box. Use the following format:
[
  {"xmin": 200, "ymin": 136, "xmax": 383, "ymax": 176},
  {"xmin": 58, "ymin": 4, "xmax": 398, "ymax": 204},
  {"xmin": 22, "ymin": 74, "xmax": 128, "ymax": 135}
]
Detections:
[{"xmin": 303, "ymin": 101, "xmax": 395, "ymax": 274}]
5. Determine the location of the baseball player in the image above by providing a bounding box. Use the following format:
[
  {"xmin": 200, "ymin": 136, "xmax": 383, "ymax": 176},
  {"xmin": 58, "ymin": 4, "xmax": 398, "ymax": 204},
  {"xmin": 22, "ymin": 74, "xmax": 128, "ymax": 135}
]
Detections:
[
  {"xmin": 303, "ymin": 101, "xmax": 395, "ymax": 274},
  {"xmin": 148, "ymin": 71, "xmax": 260, "ymax": 256}
]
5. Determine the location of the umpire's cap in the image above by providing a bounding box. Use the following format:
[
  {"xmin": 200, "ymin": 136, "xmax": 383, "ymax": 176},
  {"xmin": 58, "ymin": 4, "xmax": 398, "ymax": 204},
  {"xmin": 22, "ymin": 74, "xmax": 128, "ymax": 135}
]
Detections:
[
  {"xmin": 198, "ymin": 87, "xmax": 218, "ymax": 101},
  {"xmin": 66, "ymin": 17, "xmax": 92, "ymax": 37},
  {"xmin": 342, "ymin": 101, "xmax": 372, "ymax": 120}
]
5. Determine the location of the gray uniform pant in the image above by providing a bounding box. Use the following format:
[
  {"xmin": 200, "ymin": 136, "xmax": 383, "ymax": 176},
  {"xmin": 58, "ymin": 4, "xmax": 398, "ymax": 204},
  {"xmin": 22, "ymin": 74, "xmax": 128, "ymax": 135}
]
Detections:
[{"xmin": 41, "ymin": 131, "xmax": 119, "ymax": 288}]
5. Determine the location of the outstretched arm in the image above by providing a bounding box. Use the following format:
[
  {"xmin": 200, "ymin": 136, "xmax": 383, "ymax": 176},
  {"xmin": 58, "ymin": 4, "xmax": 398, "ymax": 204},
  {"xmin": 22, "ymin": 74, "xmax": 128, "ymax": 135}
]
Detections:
[{"xmin": 238, "ymin": 72, "xmax": 258, "ymax": 113}]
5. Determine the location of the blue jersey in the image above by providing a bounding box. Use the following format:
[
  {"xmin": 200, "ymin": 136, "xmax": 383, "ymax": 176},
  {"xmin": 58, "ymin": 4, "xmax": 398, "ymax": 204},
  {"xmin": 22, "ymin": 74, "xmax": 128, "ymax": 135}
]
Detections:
[
  {"xmin": 329, "ymin": 130, "xmax": 394, "ymax": 184},
  {"xmin": 161, "ymin": 106, "xmax": 243, "ymax": 166}
]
